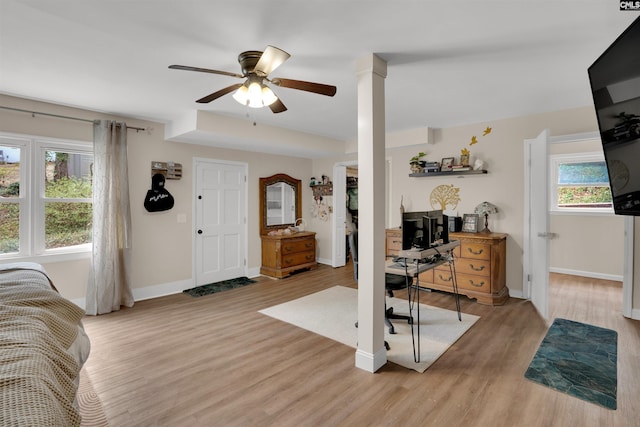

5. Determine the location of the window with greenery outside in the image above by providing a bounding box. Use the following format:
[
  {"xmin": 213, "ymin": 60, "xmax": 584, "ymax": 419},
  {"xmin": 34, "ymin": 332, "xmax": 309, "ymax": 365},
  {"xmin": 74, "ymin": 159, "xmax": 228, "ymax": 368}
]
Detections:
[
  {"xmin": 556, "ymin": 161, "xmax": 612, "ymax": 209},
  {"xmin": 44, "ymin": 150, "xmax": 93, "ymax": 249}
]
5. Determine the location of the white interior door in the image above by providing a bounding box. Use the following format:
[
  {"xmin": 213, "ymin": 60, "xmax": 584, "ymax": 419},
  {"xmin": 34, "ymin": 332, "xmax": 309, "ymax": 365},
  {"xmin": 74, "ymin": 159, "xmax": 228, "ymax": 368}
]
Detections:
[
  {"xmin": 524, "ymin": 130, "xmax": 550, "ymax": 319},
  {"xmin": 194, "ymin": 159, "xmax": 247, "ymax": 286}
]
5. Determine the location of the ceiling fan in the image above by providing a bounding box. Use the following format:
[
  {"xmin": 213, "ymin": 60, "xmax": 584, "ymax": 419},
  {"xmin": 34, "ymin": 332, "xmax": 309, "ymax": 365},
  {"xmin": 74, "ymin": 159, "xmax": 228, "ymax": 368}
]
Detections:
[{"xmin": 169, "ymin": 46, "xmax": 337, "ymax": 113}]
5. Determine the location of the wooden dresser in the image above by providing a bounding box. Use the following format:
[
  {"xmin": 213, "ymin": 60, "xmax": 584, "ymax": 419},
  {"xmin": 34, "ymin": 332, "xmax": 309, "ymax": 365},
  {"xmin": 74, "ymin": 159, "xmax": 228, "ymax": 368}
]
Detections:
[
  {"xmin": 385, "ymin": 229, "xmax": 509, "ymax": 305},
  {"xmin": 260, "ymin": 231, "xmax": 317, "ymax": 278}
]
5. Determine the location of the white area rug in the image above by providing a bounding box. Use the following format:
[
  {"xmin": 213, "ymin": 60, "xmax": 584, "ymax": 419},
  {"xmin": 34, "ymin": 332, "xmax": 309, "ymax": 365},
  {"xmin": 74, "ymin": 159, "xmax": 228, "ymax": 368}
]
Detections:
[{"xmin": 259, "ymin": 286, "xmax": 480, "ymax": 372}]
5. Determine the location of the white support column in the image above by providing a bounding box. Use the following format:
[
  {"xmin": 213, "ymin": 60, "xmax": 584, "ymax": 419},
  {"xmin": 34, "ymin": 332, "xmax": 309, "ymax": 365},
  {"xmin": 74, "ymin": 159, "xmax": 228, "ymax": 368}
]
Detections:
[{"xmin": 354, "ymin": 54, "xmax": 388, "ymax": 372}]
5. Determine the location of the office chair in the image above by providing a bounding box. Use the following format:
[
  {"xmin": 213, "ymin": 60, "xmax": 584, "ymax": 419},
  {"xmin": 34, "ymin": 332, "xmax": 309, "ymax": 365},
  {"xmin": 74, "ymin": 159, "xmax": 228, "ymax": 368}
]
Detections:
[{"xmin": 348, "ymin": 230, "xmax": 413, "ymax": 335}]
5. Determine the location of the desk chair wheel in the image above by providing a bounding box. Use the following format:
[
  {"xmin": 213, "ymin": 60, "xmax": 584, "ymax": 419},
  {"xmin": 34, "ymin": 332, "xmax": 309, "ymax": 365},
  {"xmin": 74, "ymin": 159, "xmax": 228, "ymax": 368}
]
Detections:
[{"xmin": 355, "ymin": 321, "xmax": 391, "ymax": 351}]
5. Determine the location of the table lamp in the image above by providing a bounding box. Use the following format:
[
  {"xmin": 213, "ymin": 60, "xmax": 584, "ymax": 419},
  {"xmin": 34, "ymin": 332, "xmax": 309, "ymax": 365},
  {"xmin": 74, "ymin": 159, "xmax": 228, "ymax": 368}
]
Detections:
[{"xmin": 474, "ymin": 201, "xmax": 498, "ymax": 233}]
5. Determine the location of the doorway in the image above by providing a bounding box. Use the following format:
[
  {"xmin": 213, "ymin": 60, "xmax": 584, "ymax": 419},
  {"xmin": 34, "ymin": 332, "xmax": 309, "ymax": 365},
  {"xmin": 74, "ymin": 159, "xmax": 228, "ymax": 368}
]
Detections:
[
  {"xmin": 193, "ymin": 158, "xmax": 248, "ymax": 286},
  {"xmin": 524, "ymin": 131, "xmax": 633, "ymax": 319}
]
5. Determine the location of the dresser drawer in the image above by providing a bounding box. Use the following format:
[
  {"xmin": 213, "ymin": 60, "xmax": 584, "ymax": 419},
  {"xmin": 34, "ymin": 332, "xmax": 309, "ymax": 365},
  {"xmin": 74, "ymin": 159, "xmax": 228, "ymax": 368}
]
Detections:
[
  {"xmin": 281, "ymin": 238, "xmax": 315, "ymax": 254},
  {"xmin": 433, "ymin": 270, "xmax": 491, "ymax": 293},
  {"xmin": 460, "ymin": 242, "xmax": 491, "ymax": 260},
  {"xmin": 386, "ymin": 229, "xmax": 402, "ymax": 257},
  {"xmin": 417, "ymin": 268, "xmax": 434, "ymax": 284},
  {"xmin": 282, "ymin": 251, "xmax": 316, "ymax": 268},
  {"xmin": 455, "ymin": 258, "xmax": 491, "ymax": 277},
  {"xmin": 456, "ymin": 273, "xmax": 491, "ymax": 293},
  {"xmin": 433, "ymin": 269, "xmax": 454, "ymax": 287}
]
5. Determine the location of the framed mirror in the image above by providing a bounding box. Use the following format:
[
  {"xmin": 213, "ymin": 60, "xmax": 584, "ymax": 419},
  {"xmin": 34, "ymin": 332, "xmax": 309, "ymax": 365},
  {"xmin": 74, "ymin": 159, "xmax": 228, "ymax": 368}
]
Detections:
[{"xmin": 259, "ymin": 173, "xmax": 302, "ymax": 235}]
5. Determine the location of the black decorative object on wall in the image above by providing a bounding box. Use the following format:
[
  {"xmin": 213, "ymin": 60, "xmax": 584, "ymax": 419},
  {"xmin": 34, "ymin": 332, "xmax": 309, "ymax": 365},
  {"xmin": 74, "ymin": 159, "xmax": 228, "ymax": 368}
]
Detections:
[{"xmin": 144, "ymin": 173, "xmax": 175, "ymax": 212}]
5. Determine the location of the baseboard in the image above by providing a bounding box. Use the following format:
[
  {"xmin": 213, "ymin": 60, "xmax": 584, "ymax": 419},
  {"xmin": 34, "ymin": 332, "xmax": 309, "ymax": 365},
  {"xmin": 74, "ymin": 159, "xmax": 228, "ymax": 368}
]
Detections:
[
  {"xmin": 317, "ymin": 257, "xmax": 332, "ymax": 266},
  {"xmin": 71, "ymin": 278, "xmax": 194, "ymax": 311},
  {"xmin": 549, "ymin": 267, "xmax": 622, "ymax": 282},
  {"xmin": 355, "ymin": 347, "xmax": 387, "ymax": 373},
  {"xmin": 508, "ymin": 289, "xmax": 525, "ymax": 299}
]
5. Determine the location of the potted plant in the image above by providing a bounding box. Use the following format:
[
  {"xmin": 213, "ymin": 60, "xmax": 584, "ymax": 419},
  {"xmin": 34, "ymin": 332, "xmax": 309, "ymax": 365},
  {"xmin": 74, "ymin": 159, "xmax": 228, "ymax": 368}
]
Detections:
[{"xmin": 409, "ymin": 152, "xmax": 426, "ymax": 173}]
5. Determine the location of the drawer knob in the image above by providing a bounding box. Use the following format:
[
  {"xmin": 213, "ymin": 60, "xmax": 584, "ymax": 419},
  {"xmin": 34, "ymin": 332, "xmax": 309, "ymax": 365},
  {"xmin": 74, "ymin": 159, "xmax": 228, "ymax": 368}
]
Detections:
[
  {"xmin": 284, "ymin": 246, "xmax": 293, "ymax": 251},
  {"xmin": 470, "ymin": 264, "xmax": 485, "ymax": 272},
  {"xmin": 305, "ymin": 242, "xmax": 313, "ymax": 248},
  {"xmin": 438, "ymin": 274, "xmax": 452, "ymax": 282},
  {"xmin": 306, "ymin": 254, "xmax": 314, "ymax": 260},
  {"xmin": 467, "ymin": 248, "xmax": 484, "ymax": 255}
]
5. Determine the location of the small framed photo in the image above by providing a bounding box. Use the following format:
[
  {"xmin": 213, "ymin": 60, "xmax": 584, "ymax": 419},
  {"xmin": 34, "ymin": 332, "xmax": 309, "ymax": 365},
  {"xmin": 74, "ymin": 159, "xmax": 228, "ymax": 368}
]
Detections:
[
  {"xmin": 441, "ymin": 157, "xmax": 454, "ymax": 171},
  {"xmin": 462, "ymin": 213, "xmax": 479, "ymax": 233}
]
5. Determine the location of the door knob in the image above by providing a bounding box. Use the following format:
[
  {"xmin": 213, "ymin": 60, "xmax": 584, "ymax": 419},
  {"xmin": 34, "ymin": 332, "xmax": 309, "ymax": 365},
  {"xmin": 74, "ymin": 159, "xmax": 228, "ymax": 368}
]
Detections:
[
  {"xmin": 197, "ymin": 229, "xmax": 203, "ymax": 234},
  {"xmin": 537, "ymin": 232, "xmax": 558, "ymax": 239}
]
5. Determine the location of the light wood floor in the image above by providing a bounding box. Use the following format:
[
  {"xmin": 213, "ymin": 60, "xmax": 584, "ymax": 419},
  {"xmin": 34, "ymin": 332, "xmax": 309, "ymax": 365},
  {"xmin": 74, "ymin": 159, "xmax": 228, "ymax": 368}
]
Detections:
[{"xmin": 81, "ymin": 264, "xmax": 640, "ymax": 427}]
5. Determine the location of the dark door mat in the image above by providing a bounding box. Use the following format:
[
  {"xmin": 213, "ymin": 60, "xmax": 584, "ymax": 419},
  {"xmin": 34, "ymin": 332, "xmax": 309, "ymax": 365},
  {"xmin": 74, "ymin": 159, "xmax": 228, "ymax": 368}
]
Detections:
[
  {"xmin": 183, "ymin": 277, "xmax": 257, "ymax": 297},
  {"xmin": 524, "ymin": 318, "xmax": 617, "ymax": 409}
]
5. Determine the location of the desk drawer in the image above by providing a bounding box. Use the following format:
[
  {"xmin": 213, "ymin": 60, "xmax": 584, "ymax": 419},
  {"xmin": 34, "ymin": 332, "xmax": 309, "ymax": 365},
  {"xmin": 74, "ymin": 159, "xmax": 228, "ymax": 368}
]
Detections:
[
  {"xmin": 282, "ymin": 251, "xmax": 316, "ymax": 267},
  {"xmin": 282, "ymin": 238, "xmax": 315, "ymax": 254},
  {"xmin": 455, "ymin": 259, "xmax": 490, "ymax": 277},
  {"xmin": 460, "ymin": 242, "xmax": 491, "ymax": 260}
]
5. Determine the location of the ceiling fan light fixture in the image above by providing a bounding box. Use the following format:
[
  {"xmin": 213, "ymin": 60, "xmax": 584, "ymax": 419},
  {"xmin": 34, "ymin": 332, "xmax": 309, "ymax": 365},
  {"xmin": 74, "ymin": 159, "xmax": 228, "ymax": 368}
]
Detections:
[
  {"xmin": 233, "ymin": 81, "xmax": 278, "ymax": 108},
  {"xmin": 261, "ymin": 85, "xmax": 277, "ymax": 106},
  {"xmin": 232, "ymin": 85, "xmax": 249, "ymax": 105},
  {"xmin": 246, "ymin": 81, "xmax": 264, "ymax": 108}
]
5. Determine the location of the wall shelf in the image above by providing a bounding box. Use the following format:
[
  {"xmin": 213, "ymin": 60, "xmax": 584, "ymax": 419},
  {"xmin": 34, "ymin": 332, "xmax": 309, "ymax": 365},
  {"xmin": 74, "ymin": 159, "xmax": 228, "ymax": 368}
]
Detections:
[
  {"xmin": 311, "ymin": 184, "xmax": 333, "ymax": 197},
  {"xmin": 409, "ymin": 169, "xmax": 488, "ymax": 178}
]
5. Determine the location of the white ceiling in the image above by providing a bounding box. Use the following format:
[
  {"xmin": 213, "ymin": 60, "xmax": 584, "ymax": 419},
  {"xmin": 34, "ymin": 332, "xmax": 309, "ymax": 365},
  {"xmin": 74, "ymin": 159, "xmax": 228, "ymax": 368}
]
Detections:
[{"xmin": 1, "ymin": 1, "xmax": 637, "ymax": 156}]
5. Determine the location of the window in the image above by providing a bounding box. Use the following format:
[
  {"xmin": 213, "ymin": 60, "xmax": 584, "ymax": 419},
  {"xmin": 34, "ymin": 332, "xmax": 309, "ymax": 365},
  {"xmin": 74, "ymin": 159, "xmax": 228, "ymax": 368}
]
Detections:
[
  {"xmin": 0, "ymin": 133, "xmax": 93, "ymax": 261},
  {"xmin": 550, "ymin": 152, "xmax": 613, "ymax": 213}
]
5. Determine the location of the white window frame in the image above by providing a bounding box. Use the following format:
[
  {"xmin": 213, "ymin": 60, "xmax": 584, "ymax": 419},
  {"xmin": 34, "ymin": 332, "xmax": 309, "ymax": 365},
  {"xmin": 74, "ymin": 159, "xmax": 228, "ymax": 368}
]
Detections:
[
  {"xmin": 549, "ymin": 151, "xmax": 614, "ymax": 215},
  {"xmin": 0, "ymin": 132, "xmax": 93, "ymax": 263}
]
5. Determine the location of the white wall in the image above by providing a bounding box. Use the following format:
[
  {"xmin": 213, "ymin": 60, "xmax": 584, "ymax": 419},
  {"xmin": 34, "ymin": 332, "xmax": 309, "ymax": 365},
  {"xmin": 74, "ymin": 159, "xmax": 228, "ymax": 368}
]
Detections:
[{"xmin": 550, "ymin": 215, "xmax": 624, "ymax": 279}]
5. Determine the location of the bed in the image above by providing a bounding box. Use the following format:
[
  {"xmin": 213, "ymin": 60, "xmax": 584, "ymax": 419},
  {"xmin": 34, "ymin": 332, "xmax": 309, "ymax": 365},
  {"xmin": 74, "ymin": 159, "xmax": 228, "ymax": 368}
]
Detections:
[{"xmin": 0, "ymin": 262, "xmax": 91, "ymax": 427}]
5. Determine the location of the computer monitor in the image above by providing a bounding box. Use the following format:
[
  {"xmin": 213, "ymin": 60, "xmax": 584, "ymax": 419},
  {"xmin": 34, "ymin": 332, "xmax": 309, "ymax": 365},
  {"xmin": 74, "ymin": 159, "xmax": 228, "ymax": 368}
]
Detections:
[{"xmin": 401, "ymin": 210, "xmax": 449, "ymax": 250}]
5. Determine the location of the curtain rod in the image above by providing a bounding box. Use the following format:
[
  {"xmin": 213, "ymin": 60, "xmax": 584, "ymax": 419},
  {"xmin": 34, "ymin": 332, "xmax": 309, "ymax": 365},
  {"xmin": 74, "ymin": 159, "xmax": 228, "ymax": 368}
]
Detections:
[{"xmin": 0, "ymin": 105, "xmax": 149, "ymax": 133}]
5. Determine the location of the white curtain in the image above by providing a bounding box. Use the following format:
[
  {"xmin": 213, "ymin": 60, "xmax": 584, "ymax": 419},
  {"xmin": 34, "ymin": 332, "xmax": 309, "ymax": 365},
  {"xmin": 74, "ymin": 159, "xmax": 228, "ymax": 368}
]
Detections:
[{"xmin": 86, "ymin": 120, "xmax": 134, "ymax": 315}]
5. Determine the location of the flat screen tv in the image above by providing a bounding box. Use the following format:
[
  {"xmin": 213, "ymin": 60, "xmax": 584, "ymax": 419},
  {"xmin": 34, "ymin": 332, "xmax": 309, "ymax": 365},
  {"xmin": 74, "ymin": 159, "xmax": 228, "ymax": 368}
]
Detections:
[
  {"xmin": 588, "ymin": 16, "xmax": 640, "ymax": 215},
  {"xmin": 401, "ymin": 210, "xmax": 449, "ymax": 250}
]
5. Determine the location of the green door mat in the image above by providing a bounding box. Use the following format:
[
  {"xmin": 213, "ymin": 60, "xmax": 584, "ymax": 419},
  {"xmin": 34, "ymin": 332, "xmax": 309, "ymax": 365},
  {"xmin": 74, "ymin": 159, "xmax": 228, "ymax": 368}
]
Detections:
[{"xmin": 524, "ymin": 318, "xmax": 617, "ymax": 409}]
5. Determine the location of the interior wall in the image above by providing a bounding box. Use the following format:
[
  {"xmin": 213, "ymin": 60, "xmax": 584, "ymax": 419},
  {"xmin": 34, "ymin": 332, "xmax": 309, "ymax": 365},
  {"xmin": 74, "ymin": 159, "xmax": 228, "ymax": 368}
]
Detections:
[
  {"xmin": 313, "ymin": 106, "xmax": 602, "ymax": 298},
  {"xmin": 550, "ymin": 215, "xmax": 624, "ymax": 278},
  {"xmin": 4, "ymin": 94, "xmax": 636, "ymax": 312},
  {"xmin": 0, "ymin": 94, "xmax": 313, "ymax": 301},
  {"xmin": 548, "ymin": 138, "xmax": 624, "ymax": 280}
]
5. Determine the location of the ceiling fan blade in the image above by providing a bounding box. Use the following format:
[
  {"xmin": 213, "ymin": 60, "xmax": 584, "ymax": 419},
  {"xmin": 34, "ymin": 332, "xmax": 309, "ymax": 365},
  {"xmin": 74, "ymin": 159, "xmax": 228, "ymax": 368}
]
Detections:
[
  {"xmin": 271, "ymin": 78, "xmax": 337, "ymax": 97},
  {"xmin": 269, "ymin": 98, "xmax": 287, "ymax": 114},
  {"xmin": 169, "ymin": 65, "xmax": 244, "ymax": 79},
  {"xmin": 196, "ymin": 83, "xmax": 243, "ymax": 103},
  {"xmin": 254, "ymin": 46, "xmax": 291, "ymax": 76}
]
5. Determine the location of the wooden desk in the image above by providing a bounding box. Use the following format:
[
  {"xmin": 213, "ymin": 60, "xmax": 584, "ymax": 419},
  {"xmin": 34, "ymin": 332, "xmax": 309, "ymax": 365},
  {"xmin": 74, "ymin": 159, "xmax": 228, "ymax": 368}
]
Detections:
[
  {"xmin": 384, "ymin": 240, "xmax": 462, "ymax": 363},
  {"xmin": 385, "ymin": 229, "xmax": 509, "ymax": 305}
]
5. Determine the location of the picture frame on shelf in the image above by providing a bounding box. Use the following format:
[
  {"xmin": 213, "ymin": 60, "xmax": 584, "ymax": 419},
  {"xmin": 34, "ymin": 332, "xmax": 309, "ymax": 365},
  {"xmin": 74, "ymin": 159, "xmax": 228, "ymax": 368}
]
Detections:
[
  {"xmin": 441, "ymin": 157, "xmax": 454, "ymax": 171},
  {"xmin": 462, "ymin": 213, "xmax": 479, "ymax": 233}
]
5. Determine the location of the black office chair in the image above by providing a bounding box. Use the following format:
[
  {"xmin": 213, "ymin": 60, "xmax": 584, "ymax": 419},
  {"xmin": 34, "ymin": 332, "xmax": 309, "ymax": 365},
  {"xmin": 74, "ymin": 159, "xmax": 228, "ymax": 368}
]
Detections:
[{"xmin": 348, "ymin": 230, "xmax": 413, "ymax": 335}]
